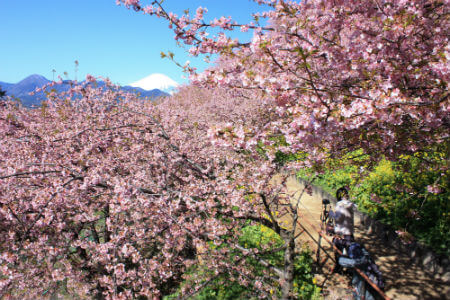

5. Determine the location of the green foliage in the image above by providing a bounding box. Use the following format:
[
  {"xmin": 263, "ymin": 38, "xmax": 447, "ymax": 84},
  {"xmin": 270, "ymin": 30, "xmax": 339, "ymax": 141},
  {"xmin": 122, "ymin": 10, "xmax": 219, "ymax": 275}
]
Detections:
[
  {"xmin": 293, "ymin": 250, "xmax": 321, "ymax": 299},
  {"xmin": 164, "ymin": 268, "xmax": 249, "ymax": 300},
  {"xmin": 298, "ymin": 148, "xmax": 449, "ymax": 255},
  {"xmin": 254, "ymin": 135, "xmax": 309, "ymax": 165},
  {"xmin": 274, "ymin": 150, "xmax": 306, "ymax": 165},
  {"xmin": 166, "ymin": 224, "xmax": 321, "ymax": 299},
  {"xmin": 240, "ymin": 224, "xmax": 284, "ymax": 248}
]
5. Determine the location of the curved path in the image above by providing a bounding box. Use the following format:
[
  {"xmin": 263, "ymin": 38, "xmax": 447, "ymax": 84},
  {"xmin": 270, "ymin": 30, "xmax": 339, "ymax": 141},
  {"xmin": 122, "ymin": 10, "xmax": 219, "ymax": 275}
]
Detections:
[{"xmin": 279, "ymin": 175, "xmax": 449, "ymax": 300}]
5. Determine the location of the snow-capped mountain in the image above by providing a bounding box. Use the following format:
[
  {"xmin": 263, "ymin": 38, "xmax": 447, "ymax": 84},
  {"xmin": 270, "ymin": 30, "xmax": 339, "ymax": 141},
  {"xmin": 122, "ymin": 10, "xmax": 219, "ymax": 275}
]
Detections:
[{"xmin": 129, "ymin": 73, "xmax": 179, "ymax": 94}]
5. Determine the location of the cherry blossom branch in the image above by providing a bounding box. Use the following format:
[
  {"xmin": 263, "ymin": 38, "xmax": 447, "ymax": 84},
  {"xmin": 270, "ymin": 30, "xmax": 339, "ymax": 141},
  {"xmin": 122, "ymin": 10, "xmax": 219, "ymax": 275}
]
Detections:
[
  {"xmin": 0, "ymin": 170, "xmax": 62, "ymax": 179},
  {"xmin": 143, "ymin": 192, "xmax": 286, "ymax": 278},
  {"xmin": 114, "ymin": 104, "xmax": 216, "ymax": 179}
]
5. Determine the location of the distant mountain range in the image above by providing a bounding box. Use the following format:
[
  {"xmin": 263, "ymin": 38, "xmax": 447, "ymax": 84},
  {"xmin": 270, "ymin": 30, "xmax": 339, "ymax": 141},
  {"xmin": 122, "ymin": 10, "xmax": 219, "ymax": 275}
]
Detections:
[{"xmin": 0, "ymin": 74, "xmax": 169, "ymax": 107}]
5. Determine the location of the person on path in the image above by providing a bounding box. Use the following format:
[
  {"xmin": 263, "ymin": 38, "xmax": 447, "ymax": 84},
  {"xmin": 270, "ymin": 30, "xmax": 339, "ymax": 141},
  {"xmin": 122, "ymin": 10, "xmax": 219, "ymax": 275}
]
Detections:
[
  {"xmin": 332, "ymin": 187, "xmax": 357, "ymax": 242},
  {"xmin": 329, "ymin": 187, "xmax": 358, "ymax": 273}
]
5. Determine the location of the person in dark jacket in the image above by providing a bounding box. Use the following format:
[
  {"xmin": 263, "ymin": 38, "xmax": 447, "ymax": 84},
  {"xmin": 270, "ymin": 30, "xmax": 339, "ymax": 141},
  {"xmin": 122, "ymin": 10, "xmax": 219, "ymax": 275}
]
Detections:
[{"xmin": 338, "ymin": 243, "xmax": 385, "ymax": 300}]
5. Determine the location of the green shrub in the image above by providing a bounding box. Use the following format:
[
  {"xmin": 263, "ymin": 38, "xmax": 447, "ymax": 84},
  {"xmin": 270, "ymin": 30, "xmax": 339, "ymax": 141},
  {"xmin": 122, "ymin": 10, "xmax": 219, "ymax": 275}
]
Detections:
[{"xmin": 298, "ymin": 149, "xmax": 449, "ymax": 255}]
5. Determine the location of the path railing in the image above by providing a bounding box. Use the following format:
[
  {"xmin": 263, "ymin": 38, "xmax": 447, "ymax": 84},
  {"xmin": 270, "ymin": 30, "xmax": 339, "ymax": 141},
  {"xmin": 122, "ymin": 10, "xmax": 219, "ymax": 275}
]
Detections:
[
  {"xmin": 296, "ymin": 215, "xmax": 390, "ymax": 300},
  {"xmin": 284, "ymin": 175, "xmax": 390, "ymax": 300}
]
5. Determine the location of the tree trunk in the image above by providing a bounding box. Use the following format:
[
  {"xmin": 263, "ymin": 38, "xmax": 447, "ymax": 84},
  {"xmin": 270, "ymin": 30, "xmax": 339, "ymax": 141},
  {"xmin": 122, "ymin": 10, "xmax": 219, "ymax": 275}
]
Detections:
[{"xmin": 281, "ymin": 231, "xmax": 295, "ymax": 300}]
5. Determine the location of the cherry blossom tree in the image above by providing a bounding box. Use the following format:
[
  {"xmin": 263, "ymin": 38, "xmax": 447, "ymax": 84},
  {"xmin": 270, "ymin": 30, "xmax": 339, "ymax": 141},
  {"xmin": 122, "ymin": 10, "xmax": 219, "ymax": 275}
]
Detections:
[
  {"xmin": 117, "ymin": 0, "xmax": 449, "ymax": 169},
  {"xmin": 0, "ymin": 79, "xmax": 316, "ymax": 299}
]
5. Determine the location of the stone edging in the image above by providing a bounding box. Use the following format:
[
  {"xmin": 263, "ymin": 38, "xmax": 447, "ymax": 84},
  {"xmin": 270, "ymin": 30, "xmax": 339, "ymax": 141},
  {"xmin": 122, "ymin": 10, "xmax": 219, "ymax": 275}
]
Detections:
[{"xmin": 295, "ymin": 176, "xmax": 450, "ymax": 283}]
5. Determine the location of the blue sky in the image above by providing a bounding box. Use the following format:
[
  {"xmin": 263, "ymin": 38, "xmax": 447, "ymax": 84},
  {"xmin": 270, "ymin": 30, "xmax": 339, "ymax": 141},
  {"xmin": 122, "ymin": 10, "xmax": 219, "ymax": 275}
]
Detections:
[{"xmin": 0, "ymin": 0, "xmax": 268, "ymax": 86}]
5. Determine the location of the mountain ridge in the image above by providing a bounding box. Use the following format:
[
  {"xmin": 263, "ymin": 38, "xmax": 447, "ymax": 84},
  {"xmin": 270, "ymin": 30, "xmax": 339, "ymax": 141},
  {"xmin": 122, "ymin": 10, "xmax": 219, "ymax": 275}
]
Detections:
[{"xmin": 0, "ymin": 74, "xmax": 169, "ymax": 107}]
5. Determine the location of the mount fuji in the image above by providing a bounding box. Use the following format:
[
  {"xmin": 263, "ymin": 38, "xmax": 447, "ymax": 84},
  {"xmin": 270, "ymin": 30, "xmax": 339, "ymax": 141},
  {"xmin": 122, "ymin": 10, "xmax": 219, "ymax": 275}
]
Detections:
[{"xmin": 129, "ymin": 73, "xmax": 179, "ymax": 95}]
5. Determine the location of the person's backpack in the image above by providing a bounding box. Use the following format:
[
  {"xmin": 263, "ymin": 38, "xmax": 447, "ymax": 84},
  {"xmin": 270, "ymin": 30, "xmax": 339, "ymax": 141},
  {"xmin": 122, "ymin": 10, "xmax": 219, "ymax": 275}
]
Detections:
[
  {"xmin": 348, "ymin": 242, "xmax": 364, "ymax": 259},
  {"xmin": 347, "ymin": 243, "xmax": 385, "ymax": 290},
  {"xmin": 366, "ymin": 257, "xmax": 385, "ymax": 290}
]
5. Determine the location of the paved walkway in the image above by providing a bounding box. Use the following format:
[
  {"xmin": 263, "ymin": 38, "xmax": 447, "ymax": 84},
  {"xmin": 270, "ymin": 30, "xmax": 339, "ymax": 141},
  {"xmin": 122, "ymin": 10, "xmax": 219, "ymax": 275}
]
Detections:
[{"xmin": 278, "ymin": 175, "xmax": 449, "ymax": 300}]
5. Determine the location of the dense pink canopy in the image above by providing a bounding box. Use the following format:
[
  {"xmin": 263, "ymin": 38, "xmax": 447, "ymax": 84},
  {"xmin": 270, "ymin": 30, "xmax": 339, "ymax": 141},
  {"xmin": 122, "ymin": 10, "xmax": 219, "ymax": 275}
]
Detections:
[{"xmin": 0, "ymin": 82, "xmax": 289, "ymax": 298}]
